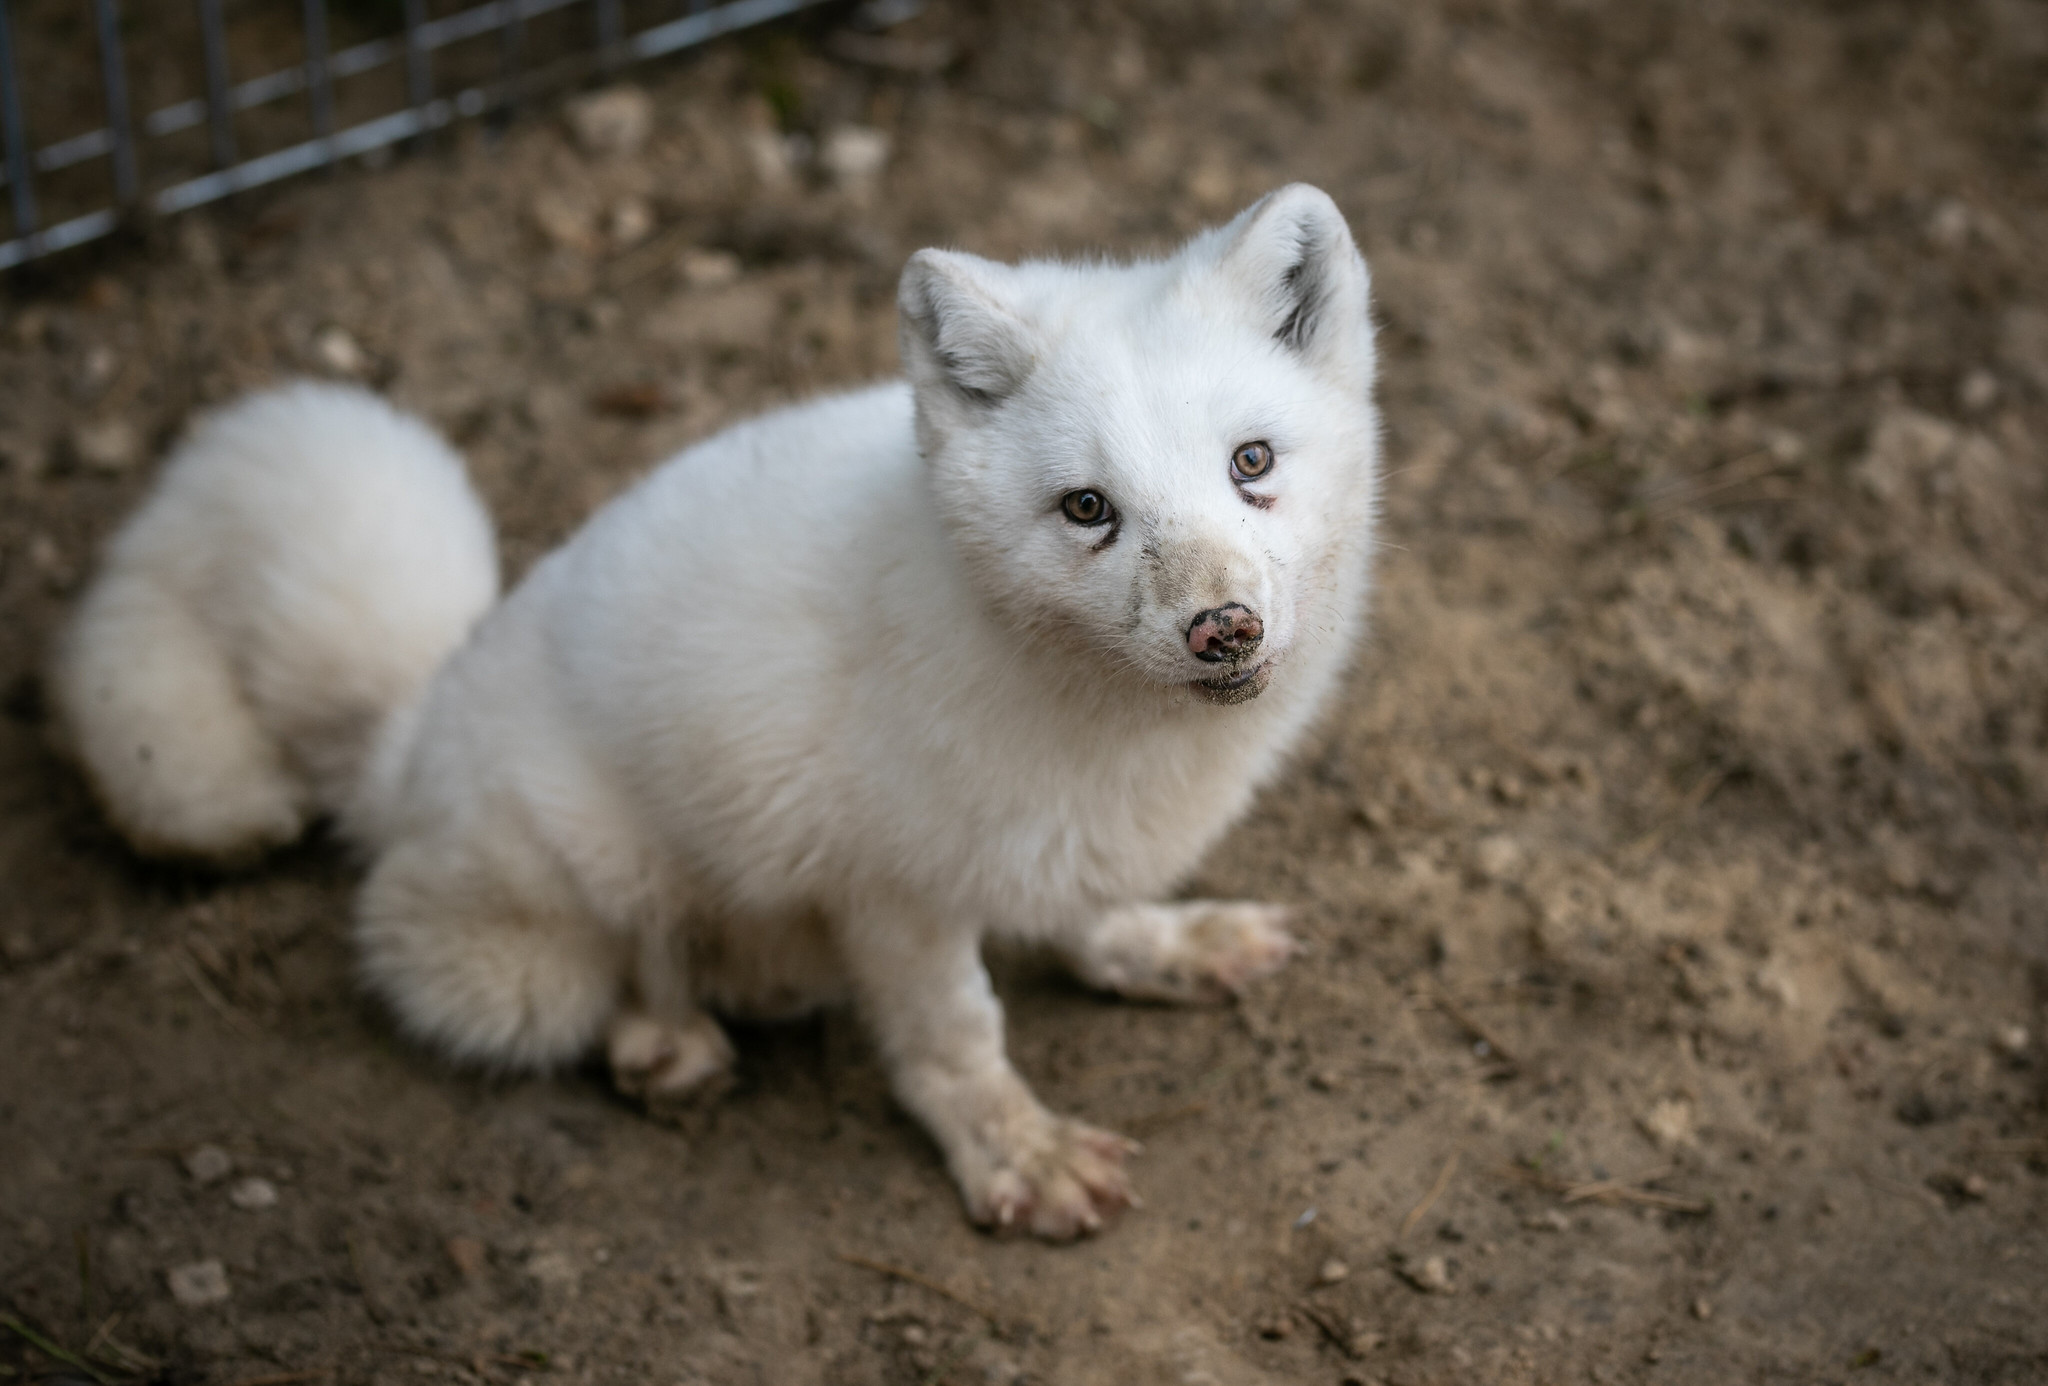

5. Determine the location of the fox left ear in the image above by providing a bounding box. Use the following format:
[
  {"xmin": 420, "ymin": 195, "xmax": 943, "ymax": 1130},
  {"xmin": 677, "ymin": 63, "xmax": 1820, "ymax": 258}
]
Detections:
[
  {"xmin": 897, "ymin": 249, "xmax": 1041, "ymax": 406},
  {"xmin": 1206, "ymin": 184, "xmax": 1372, "ymax": 376}
]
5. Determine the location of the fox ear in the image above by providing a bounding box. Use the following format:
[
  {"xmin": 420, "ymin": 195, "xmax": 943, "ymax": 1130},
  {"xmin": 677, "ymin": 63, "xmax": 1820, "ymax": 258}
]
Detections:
[
  {"xmin": 1208, "ymin": 184, "xmax": 1371, "ymax": 371},
  {"xmin": 898, "ymin": 249, "xmax": 1040, "ymax": 405}
]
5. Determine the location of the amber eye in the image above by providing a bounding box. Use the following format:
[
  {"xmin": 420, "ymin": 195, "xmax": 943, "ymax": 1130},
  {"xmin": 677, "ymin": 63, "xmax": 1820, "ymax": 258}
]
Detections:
[
  {"xmin": 1061, "ymin": 489, "xmax": 1113, "ymax": 526},
  {"xmin": 1231, "ymin": 441, "xmax": 1275, "ymax": 482}
]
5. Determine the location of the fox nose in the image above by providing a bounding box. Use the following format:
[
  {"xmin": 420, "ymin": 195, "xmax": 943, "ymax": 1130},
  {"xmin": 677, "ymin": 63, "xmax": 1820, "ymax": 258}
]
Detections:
[{"xmin": 1187, "ymin": 604, "xmax": 1264, "ymax": 662}]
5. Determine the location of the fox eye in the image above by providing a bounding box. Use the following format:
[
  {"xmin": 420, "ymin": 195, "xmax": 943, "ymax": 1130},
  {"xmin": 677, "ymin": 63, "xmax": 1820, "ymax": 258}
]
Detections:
[
  {"xmin": 1231, "ymin": 441, "xmax": 1275, "ymax": 482},
  {"xmin": 1061, "ymin": 489, "xmax": 1114, "ymax": 526}
]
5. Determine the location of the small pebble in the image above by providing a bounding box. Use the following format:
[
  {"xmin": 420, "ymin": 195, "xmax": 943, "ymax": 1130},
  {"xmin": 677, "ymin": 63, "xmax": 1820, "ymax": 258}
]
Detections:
[
  {"xmin": 167, "ymin": 1258, "xmax": 231, "ymax": 1307},
  {"xmin": 1474, "ymin": 834, "xmax": 1524, "ymax": 881},
  {"xmin": 678, "ymin": 247, "xmax": 742, "ymax": 290},
  {"xmin": 1994, "ymin": 1024, "xmax": 2029, "ymax": 1057},
  {"xmin": 76, "ymin": 344, "xmax": 119, "ymax": 394},
  {"xmin": 1962, "ymin": 1173, "xmax": 1989, "ymax": 1199},
  {"xmin": 1959, "ymin": 368, "xmax": 2001, "ymax": 414},
  {"xmin": 531, "ymin": 190, "xmax": 601, "ymax": 254},
  {"xmin": 1765, "ymin": 428, "xmax": 1806, "ymax": 463},
  {"xmin": 565, "ymin": 86, "xmax": 653, "ymax": 158},
  {"xmin": 1926, "ymin": 199, "xmax": 1972, "ymax": 249},
  {"xmin": 228, "ymin": 1176, "xmax": 277, "ymax": 1210},
  {"xmin": 524, "ymin": 1249, "xmax": 580, "ymax": 1292},
  {"xmin": 311, "ymin": 324, "xmax": 367, "ymax": 376},
  {"xmin": 820, "ymin": 124, "xmax": 891, "ymax": 193},
  {"xmin": 1407, "ymin": 1254, "xmax": 1454, "ymax": 1294},
  {"xmin": 744, "ymin": 128, "xmax": 801, "ymax": 186},
  {"xmin": 70, "ymin": 418, "xmax": 142, "ymax": 473},
  {"xmin": 183, "ymin": 1144, "xmax": 233, "ymax": 1185},
  {"xmin": 1316, "ymin": 1257, "xmax": 1350, "ymax": 1285},
  {"xmin": 1692, "ymin": 1296, "xmax": 1713, "ymax": 1321},
  {"xmin": 1638, "ymin": 1096, "xmax": 1696, "ymax": 1150},
  {"xmin": 607, "ymin": 197, "xmax": 655, "ymax": 249}
]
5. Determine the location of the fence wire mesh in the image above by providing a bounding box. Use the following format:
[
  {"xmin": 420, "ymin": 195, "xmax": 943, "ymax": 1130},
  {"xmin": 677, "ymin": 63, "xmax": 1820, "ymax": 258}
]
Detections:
[{"xmin": 0, "ymin": 0, "xmax": 831, "ymax": 270}]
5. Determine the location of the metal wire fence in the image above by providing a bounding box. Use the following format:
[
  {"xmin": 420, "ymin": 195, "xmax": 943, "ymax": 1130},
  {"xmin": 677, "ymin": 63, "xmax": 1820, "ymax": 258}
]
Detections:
[{"xmin": 0, "ymin": 0, "xmax": 833, "ymax": 271}]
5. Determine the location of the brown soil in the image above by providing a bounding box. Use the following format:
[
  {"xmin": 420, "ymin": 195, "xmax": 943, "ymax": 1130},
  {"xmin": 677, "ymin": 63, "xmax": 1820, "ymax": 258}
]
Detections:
[{"xmin": 4, "ymin": 2, "xmax": 2047, "ymax": 1383}]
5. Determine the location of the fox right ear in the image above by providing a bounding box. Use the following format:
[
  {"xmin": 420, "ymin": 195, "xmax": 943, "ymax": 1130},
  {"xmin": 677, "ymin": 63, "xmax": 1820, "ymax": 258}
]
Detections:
[{"xmin": 898, "ymin": 250, "xmax": 1040, "ymax": 406}]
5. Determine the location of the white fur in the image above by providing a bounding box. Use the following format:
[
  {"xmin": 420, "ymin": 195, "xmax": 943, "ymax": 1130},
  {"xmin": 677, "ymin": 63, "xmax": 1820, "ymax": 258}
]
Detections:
[
  {"xmin": 57, "ymin": 186, "xmax": 1379, "ymax": 1239},
  {"xmin": 53, "ymin": 382, "xmax": 498, "ymax": 861}
]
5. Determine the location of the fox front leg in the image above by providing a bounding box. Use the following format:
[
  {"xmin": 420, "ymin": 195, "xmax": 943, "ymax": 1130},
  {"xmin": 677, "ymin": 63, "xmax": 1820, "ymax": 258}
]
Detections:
[{"xmin": 840, "ymin": 897, "xmax": 1136, "ymax": 1240}]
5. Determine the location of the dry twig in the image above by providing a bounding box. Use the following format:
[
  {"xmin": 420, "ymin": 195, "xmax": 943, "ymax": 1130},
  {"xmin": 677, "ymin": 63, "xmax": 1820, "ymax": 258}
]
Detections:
[
  {"xmin": 836, "ymin": 1252, "xmax": 1006, "ymax": 1329},
  {"xmin": 1620, "ymin": 765, "xmax": 1729, "ymax": 865},
  {"xmin": 1431, "ymin": 989, "xmax": 1519, "ymax": 1072},
  {"xmin": 1399, "ymin": 1151, "xmax": 1461, "ymax": 1239},
  {"xmin": 80, "ymin": 1314, "xmax": 119, "ymax": 1362},
  {"xmin": 1641, "ymin": 448, "xmax": 1785, "ymax": 518},
  {"xmin": 1296, "ymin": 1302, "xmax": 1377, "ymax": 1360},
  {"xmin": 1506, "ymin": 1160, "xmax": 1710, "ymax": 1215},
  {"xmin": 1562, "ymin": 1178, "xmax": 1710, "ymax": 1213},
  {"xmin": 597, "ymin": 221, "xmax": 695, "ymax": 293},
  {"xmin": 173, "ymin": 942, "xmax": 256, "ymax": 1036}
]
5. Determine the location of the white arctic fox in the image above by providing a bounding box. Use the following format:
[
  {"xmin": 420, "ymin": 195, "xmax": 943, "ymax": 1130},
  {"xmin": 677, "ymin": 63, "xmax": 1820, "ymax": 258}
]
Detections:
[{"xmin": 54, "ymin": 185, "xmax": 1380, "ymax": 1238}]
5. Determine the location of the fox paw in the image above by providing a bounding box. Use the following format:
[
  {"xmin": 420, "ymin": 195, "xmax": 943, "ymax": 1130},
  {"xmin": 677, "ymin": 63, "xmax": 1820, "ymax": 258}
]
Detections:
[
  {"xmin": 962, "ymin": 1118, "xmax": 1139, "ymax": 1241},
  {"xmin": 608, "ymin": 1011, "xmax": 735, "ymax": 1115},
  {"xmin": 1074, "ymin": 901, "xmax": 1297, "ymax": 1005}
]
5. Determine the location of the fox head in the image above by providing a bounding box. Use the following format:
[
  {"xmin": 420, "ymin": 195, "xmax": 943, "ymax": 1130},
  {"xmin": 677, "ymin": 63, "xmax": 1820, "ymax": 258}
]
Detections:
[{"xmin": 898, "ymin": 184, "xmax": 1380, "ymax": 708}]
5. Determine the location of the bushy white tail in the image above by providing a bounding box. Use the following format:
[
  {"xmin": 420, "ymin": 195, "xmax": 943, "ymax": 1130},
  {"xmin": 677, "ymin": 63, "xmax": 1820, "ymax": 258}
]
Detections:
[{"xmin": 52, "ymin": 382, "xmax": 499, "ymax": 863}]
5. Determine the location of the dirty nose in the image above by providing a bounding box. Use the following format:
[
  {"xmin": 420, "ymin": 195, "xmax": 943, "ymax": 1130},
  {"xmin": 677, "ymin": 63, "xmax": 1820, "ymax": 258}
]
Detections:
[{"xmin": 1187, "ymin": 604, "xmax": 1264, "ymax": 662}]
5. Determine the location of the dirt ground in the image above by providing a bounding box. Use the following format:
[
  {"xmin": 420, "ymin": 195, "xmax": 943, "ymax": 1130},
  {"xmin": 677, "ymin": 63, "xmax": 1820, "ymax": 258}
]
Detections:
[{"xmin": 3, "ymin": 1, "xmax": 2047, "ymax": 1382}]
